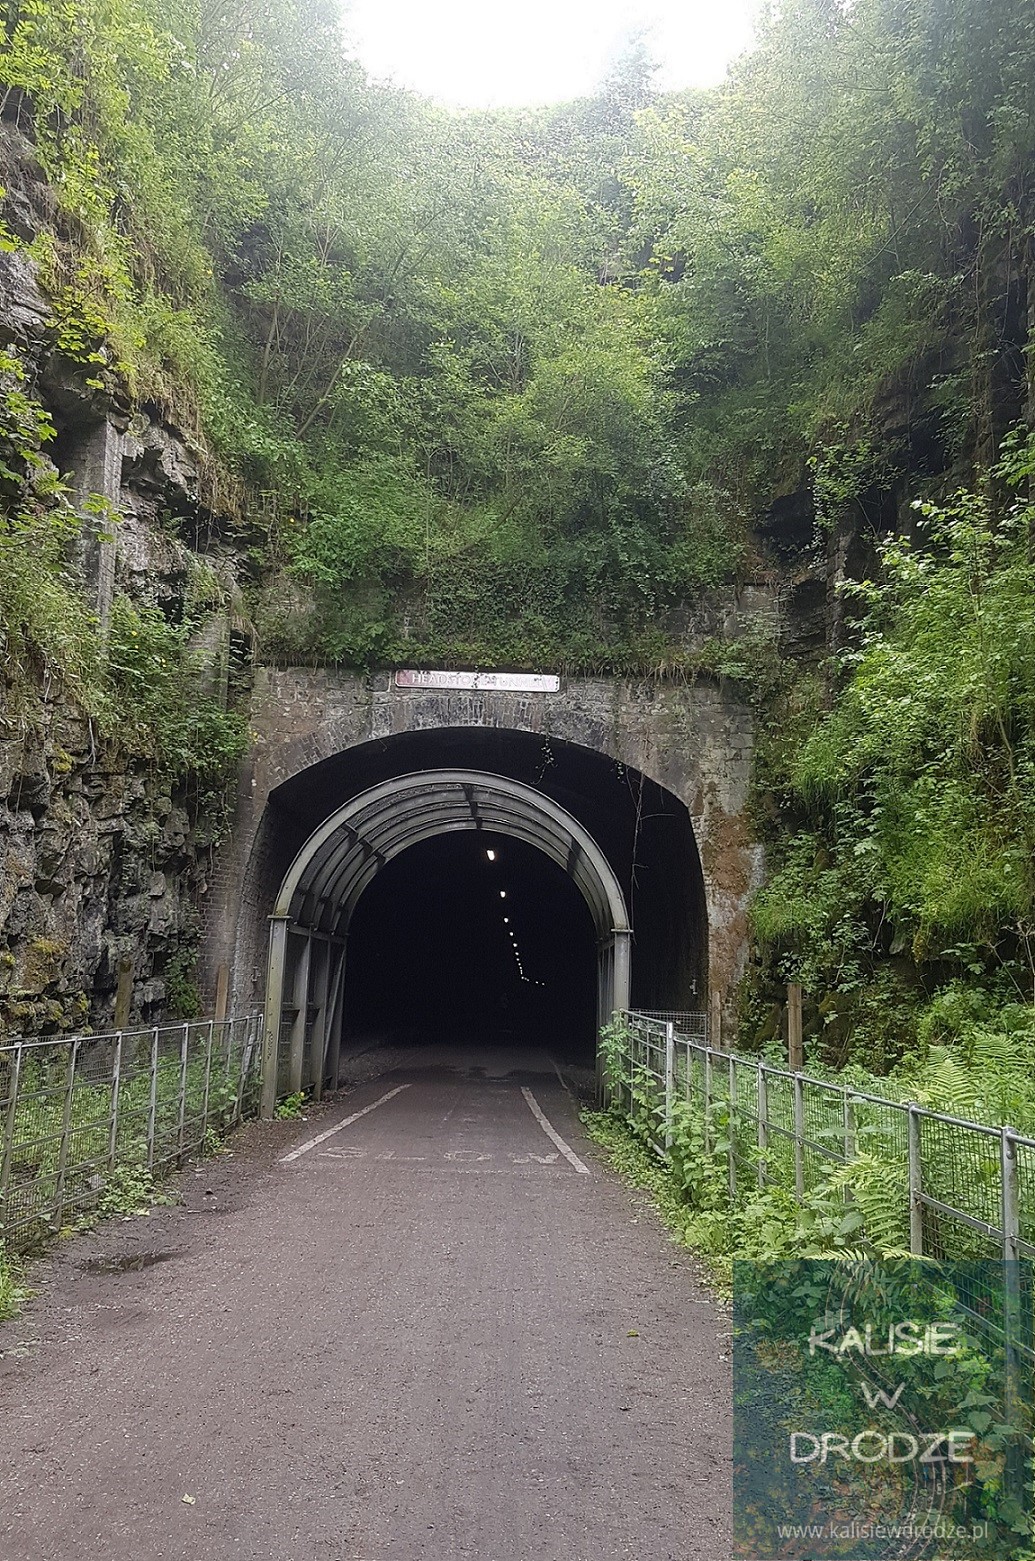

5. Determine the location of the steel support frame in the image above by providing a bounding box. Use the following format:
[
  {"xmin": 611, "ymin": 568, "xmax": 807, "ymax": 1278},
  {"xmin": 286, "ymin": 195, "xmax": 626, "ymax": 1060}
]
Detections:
[{"xmin": 261, "ymin": 770, "xmax": 633, "ymax": 1116}]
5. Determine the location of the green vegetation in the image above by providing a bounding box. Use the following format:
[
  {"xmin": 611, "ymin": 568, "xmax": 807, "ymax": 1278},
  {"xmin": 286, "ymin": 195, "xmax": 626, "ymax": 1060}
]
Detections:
[
  {"xmin": 0, "ymin": 348, "xmax": 246, "ymax": 796},
  {"xmin": 748, "ymin": 440, "xmax": 1035, "ymax": 1066},
  {"xmin": 1, "ymin": 0, "xmax": 746, "ymax": 674},
  {"xmin": 0, "ymin": 1027, "xmax": 257, "ymax": 1316},
  {"xmin": 594, "ymin": 1008, "xmax": 1035, "ymax": 1277},
  {"xmin": 4, "ymin": 0, "xmax": 1033, "ymax": 666},
  {"xmin": 595, "ymin": 1011, "xmax": 1035, "ymax": 1545},
  {"xmin": 2, "ymin": 0, "xmax": 1035, "ymax": 1061},
  {"xmin": 95, "ymin": 1160, "xmax": 163, "ymax": 1219},
  {"xmin": 274, "ymin": 1091, "xmax": 306, "ymax": 1120},
  {"xmin": 0, "ymin": 1246, "xmax": 28, "ymax": 1321}
]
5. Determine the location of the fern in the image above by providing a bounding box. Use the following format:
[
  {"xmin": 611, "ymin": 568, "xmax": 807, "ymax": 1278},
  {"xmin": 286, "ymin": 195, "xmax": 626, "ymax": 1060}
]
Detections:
[
  {"xmin": 905, "ymin": 1046, "xmax": 981, "ymax": 1117},
  {"xmin": 809, "ymin": 1152, "xmax": 912, "ymax": 1258}
]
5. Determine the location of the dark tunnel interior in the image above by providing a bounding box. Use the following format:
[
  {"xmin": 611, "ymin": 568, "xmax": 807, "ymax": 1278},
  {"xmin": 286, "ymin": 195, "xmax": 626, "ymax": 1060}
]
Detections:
[
  {"xmin": 342, "ymin": 831, "xmax": 599, "ymax": 1063},
  {"xmin": 259, "ymin": 727, "xmax": 707, "ymax": 1067}
]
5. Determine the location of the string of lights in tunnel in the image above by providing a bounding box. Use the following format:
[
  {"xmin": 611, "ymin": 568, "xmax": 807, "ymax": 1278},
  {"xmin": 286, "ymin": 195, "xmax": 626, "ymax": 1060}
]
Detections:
[{"xmin": 487, "ymin": 847, "xmax": 546, "ymax": 986}]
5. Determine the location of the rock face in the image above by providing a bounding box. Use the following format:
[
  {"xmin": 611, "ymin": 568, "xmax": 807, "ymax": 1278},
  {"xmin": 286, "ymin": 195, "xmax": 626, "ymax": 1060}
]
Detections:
[
  {"xmin": 0, "ymin": 704, "xmax": 210, "ymax": 1033},
  {"xmin": 0, "ymin": 392, "xmax": 238, "ymax": 1034},
  {"xmin": 0, "ymin": 122, "xmax": 246, "ymax": 1038}
]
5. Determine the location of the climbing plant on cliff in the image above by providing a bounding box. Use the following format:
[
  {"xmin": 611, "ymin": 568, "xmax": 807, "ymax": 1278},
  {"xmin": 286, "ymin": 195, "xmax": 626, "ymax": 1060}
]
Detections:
[
  {"xmin": 749, "ymin": 432, "xmax": 1035, "ymax": 1067},
  {"xmin": 5, "ymin": 0, "xmax": 1035, "ymax": 672}
]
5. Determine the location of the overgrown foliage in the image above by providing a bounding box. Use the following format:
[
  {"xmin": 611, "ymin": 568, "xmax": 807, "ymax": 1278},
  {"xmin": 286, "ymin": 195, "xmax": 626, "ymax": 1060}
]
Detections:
[
  {"xmin": 3, "ymin": 0, "xmax": 1035, "ymax": 1057},
  {"xmin": 0, "ymin": 1243, "xmax": 27, "ymax": 1320},
  {"xmin": 595, "ymin": 1011, "xmax": 1035, "ymax": 1274},
  {"xmin": 749, "ymin": 436, "xmax": 1035, "ymax": 1066},
  {"xmin": 4, "ymin": 0, "xmax": 1034, "ymax": 671},
  {"xmin": 0, "ymin": 345, "xmax": 246, "ymax": 796}
]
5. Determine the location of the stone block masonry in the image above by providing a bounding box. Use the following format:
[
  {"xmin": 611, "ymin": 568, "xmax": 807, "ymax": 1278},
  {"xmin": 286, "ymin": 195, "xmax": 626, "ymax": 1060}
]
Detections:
[{"xmin": 203, "ymin": 668, "xmax": 762, "ymax": 1038}]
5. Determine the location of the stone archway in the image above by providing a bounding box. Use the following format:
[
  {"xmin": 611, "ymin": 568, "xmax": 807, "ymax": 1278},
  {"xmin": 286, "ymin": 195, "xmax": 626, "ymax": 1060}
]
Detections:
[{"xmin": 202, "ymin": 670, "xmax": 758, "ymax": 1043}]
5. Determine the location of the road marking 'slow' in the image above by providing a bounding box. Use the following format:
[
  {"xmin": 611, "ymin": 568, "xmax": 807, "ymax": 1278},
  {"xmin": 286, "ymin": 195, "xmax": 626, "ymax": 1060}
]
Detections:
[
  {"xmin": 520, "ymin": 1087, "xmax": 591, "ymax": 1175},
  {"xmin": 278, "ymin": 1085, "xmax": 411, "ymax": 1163}
]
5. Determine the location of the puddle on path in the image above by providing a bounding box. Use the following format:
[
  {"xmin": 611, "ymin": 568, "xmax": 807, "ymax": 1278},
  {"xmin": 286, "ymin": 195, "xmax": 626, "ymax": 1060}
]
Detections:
[{"xmin": 81, "ymin": 1250, "xmax": 184, "ymax": 1275}]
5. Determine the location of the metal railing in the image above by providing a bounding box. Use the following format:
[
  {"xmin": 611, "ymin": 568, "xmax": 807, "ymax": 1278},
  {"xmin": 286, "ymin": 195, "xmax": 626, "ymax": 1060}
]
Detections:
[
  {"xmin": 632, "ymin": 1009, "xmax": 709, "ymax": 1039},
  {"xmin": 611, "ymin": 1011, "xmax": 1035, "ymax": 1516},
  {"xmin": 611, "ymin": 1012, "xmax": 1035, "ymax": 1268},
  {"xmin": 0, "ymin": 1014, "xmax": 263, "ymax": 1251}
]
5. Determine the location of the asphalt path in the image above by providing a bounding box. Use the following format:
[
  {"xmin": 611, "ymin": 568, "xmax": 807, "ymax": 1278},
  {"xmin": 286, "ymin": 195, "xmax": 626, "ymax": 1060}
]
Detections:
[{"xmin": 0, "ymin": 1044, "xmax": 732, "ymax": 1561}]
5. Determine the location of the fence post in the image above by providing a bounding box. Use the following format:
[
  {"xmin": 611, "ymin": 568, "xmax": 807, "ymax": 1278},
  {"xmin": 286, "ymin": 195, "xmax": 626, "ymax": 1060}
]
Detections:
[
  {"xmin": 787, "ymin": 982, "xmax": 804, "ymax": 1072},
  {"xmin": 146, "ymin": 1027, "xmax": 160, "ymax": 1171},
  {"xmin": 1001, "ymin": 1127, "xmax": 1025, "ymax": 1511},
  {"xmin": 108, "ymin": 1030, "xmax": 124, "ymax": 1169},
  {"xmin": 793, "ymin": 1072, "xmax": 805, "ymax": 1198},
  {"xmin": 1002, "ymin": 1127, "xmax": 1020, "ymax": 1262},
  {"xmin": 52, "ymin": 1037, "xmax": 81, "ymax": 1225},
  {"xmin": 176, "ymin": 1023, "xmax": 190, "ymax": 1163},
  {"xmin": 841, "ymin": 1092, "xmax": 855, "ymax": 1204},
  {"xmin": 703, "ymin": 1047, "xmax": 713, "ymax": 1156},
  {"xmin": 221, "ymin": 1017, "xmax": 235, "ymax": 1125},
  {"xmin": 287, "ymin": 936, "xmax": 312, "ymax": 1099},
  {"xmin": 1, "ymin": 1041, "xmax": 24, "ymax": 1211},
  {"xmin": 757, "ymin": 1061, "xmax": 768, "ymax": 1187},
  {"xmin": 664, "ymin": 1021, "xmax": 675, "ymax": 1153},
  {"xmin": 842, "ymin": 1093, "xmax": 855, "ymax": 1161},
  {"xmin": 200, "ymin": 1019, "xmax": 215, "ymax": 1146},
  {"xmin": 240, "ymin": 1011, "xmax": 260, "ymax": 1123},
  {"xmin": 728, "ymin": 1054, "xmax": 737, "ymax": 1201},
  {"xmin": 907, "ymin": 1105, "xmax": 923, "ymax": 1256}
]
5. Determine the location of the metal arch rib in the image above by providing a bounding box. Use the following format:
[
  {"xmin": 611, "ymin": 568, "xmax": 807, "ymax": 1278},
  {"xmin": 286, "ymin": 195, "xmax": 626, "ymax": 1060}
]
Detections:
[
  {"xmin": 329, "ymin": 818, "xmax": 614, "ymax": 939},
  {"xmin": 272, "ymin": 768, "xmax": 630, "ymax": 939}
]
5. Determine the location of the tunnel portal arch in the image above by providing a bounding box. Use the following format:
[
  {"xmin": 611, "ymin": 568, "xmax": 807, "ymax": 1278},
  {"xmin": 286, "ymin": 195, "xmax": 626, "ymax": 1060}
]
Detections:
[{"xmin": 260, "ymin": 769, "xmax": 631, "ymax": 1114}]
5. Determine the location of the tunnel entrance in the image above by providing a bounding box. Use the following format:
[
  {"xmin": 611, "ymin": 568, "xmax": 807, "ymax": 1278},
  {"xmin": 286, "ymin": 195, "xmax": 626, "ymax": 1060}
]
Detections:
[
  {"xmin": 253, "ymin": 729, "xmax": 707, "ymax": 1113},
  {"xmin": 343, "ymin": 830, "xmax": 598, "ymax": 1062},
  {"xmin": 259, "ymin": 768, "xmax": 634, "ymax": 1112}
]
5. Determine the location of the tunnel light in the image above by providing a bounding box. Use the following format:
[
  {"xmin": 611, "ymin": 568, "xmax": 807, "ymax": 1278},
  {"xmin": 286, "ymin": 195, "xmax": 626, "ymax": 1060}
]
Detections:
[
  {"xmin": 499, "ymin": 890, "xmax": 507, "ymax": 899},
  {"xmin": 486, "ymin": 849, "xmax": 496, "ymax": 862},
  {"xmin": 503, "ymin": 916, "xmax": 509, "ymax": 923}
]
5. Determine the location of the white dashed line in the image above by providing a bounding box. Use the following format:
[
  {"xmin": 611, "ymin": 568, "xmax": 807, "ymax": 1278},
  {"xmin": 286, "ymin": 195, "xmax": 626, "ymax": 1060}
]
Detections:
[
  {"xmin": 520, "ymin": 1087, "xmax": 591, "ymax": 1175},
  {"xmin": 278, "ymin": 1085, "xmax": 411, "ymax": 1163}
]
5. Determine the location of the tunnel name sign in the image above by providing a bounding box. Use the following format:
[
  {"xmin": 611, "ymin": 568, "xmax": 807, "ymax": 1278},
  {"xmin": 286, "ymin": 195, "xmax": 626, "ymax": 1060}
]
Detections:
[{"xmin": 394, "ymin": 670, "xmax": 560, "ymax": 693}]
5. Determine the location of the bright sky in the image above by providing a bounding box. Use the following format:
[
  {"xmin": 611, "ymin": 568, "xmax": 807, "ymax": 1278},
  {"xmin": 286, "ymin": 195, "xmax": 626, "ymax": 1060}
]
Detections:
[{"xmin": 342, "ymin": 0, "xmax": 762, "ymax": 108}]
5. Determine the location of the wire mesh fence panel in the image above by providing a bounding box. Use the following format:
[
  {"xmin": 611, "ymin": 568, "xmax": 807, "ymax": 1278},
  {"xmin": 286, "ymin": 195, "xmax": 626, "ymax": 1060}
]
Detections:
[
  {"xmin": 728, "ymin": 1059, "xmax": 759, "ymax": 1182},
  {"xmin": 610, "ymin": 1012, "xmax": 1035, "ymax": 1274},
  {"xmin": 0, "ymin": 1014, "xmax": 262, "ymax": 1252},
  {"xmin": 799, "ymin": 1079, "xmax": 849, "ymax": 1188},
  {"xmin": 276, "ymin": 1014, "xmax": 294, "ymax": 1099},
  {"xmin": 1018, "ymin": 1139, "xmax": 1035, "ymax": 1258},
  {"xmin": 760, "ymin": 1071, "xmax": 797, "ymax": 1190},
  {"xmin": 637, "ymin": 1011, "xmax": 708, "ymax": 1040},
  {"xmin": 916, "ymin": 1114, "xmax": 1000, "ymax": 1261}
]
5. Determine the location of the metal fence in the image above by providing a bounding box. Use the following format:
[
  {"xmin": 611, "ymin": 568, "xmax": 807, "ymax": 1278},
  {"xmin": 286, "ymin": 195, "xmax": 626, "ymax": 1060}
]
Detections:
[
  {"xmin": 611, "ymin": 1011, "xmax": 1035, "ymax": 1269},
  {"xmin": 0, "ymin": 1014, "xmax": 263, "ymax": 1252}
]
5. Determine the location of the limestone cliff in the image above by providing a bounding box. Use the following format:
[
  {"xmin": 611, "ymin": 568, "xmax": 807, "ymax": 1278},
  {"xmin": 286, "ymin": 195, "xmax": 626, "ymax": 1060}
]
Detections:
[{"xmin": 0, "ymin": 123, "xmax": 250, "ymax": 1037}]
